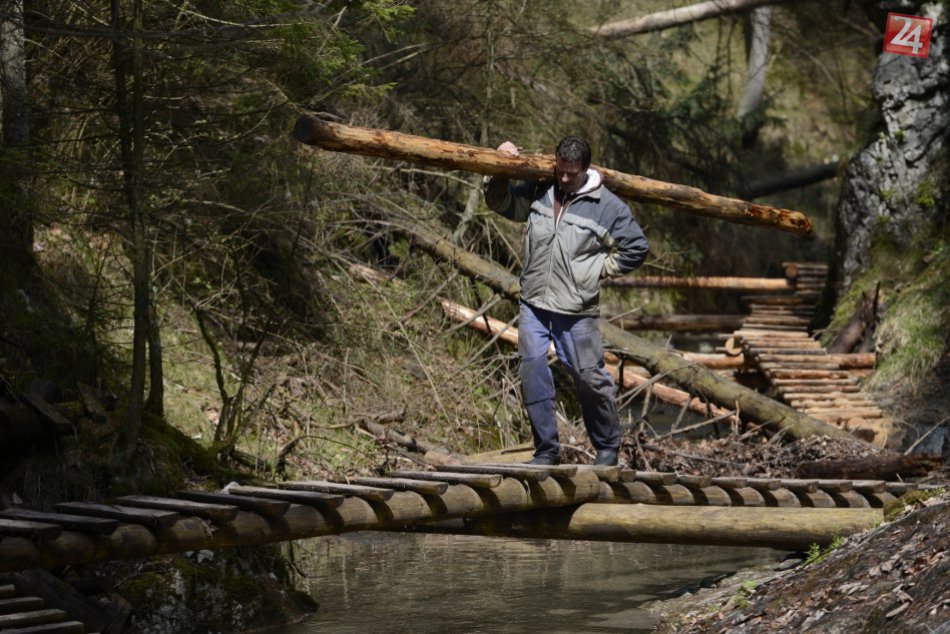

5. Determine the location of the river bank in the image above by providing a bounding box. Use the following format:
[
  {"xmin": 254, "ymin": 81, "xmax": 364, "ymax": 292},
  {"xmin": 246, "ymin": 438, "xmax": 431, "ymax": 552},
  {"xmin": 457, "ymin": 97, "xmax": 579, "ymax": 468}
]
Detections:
[{"xmin": 649, "ymin": 491, "xmax": 949, "ymax": 632}]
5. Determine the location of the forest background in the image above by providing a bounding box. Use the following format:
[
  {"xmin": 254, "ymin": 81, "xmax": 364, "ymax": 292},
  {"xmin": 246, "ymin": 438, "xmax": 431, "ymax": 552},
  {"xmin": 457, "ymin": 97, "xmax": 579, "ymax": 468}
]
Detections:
[{"xmin": 0, "ymin": 0, "xmax": 947, "ymax": 503}]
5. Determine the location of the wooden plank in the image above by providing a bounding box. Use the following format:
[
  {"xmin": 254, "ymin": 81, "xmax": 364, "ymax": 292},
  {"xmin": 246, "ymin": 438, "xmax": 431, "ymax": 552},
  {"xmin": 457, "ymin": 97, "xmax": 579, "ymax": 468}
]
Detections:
[
  {"xmin": 225, "ymin": 485, "xmax": 345, "ymax": 508},
  {"xmin": 0, "ymin": 519, "xmax": 62, "ymax": 541},
  {"xmin": 0, "ymin": 597, "xmax": 45, "ymax": 615},
  {"xmin": 743, "ymin": 477, "xmax": 782, "ymax": 491},
  {"xmin": 777, "ymin": 479, "xmax": 819, "ymax": 493},
  {"xmin": 0, "ymin": 509, "xmax": 118, "ymax": 536},
  {"xmin": 803, "ymin": 408, "xmax": 883, "ymax": 418},
  {"xmin": 177, "ymin": 491, "xmax": 290, "ymax": 518},
  {"xmin": 850, "ymin": 480, "xmax": 887, "ymax": 494},
  {"xmin": 748, "ymin": 348, "xmax": 826, "ymax": 355},
  {"xmin": 341, "ymin": 477, "xmax": 448, "ymax": 496},
  {"xmin": 20, "ymin": 392, "xmax": 73, "ymax": 431},
  {"xmin": 388, "ymin": 471, "xmax": 502, "ymax": 489},
  {"xmin": 814, "ymin": 480, "xmax": 853, "ymax": 493},
  {"xmin": 625, "ymin": 471, "xmax": 677, "ymax": 485},
  {"xmin": 756, "ymin": 353, "xmax": 831, "ymax": 362},
  {"xmin": 742, "ymin": 323, "xmax": 810, "ymax": 331},
  {"xmin": 0, "ymin": 584, "xmax": 14, "ymax": 599},
  {"xmin": 433, "ymin": 464, "xmax": 549, "ymax": 483},
  {"xmin": 781, "ymin": 385, "xmax": 862, "ymax": 394},
  {"xmin": 768, "ymin": 370, "xmax": 850, "ymax": 379},
  {"xmin": 0, "ymin": 622, "xmax": 85, "ymax": 634},
  {"xmin": 115, "ymin": 495, "xmax": 239, "ymax": 523},
  {"xmin": 54, "ymin": 502, "xmax": 180, "ymax": 529},
  {"xmin": 575, "ymin": 465, "xmax": 621, "ymax": 483},
  {"xmin": 475, "ymin": 463, "xmax": 579, "ymax": 477},
  {"xmin": 0, "ymin": 609, "xmax": 68, "ymax": 629},
  {"xmin": 280, "ymin": 481, "xmax": 395, "ymax": 502},
  {"xmin": 741, "ymin": 294, "xmax": 810, "ymax": 304},
  {"xmin": 676, "ymin": 474, "xmax": 713, "ymax": 489},
  {"xmin": 710, "ymin": 476, "xmax": 748, "ymax": 489},
  {"xmin": 760, "ymin": 362, "xmax": 840, "ymax": 371}
]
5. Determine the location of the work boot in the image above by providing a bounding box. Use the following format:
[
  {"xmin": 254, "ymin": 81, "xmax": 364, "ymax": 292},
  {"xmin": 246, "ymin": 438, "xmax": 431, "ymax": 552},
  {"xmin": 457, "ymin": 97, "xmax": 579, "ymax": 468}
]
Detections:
[
  {"xmin": 527, "ymin": 454, "xmax": 560, "ymax": 466},
  {"xmin": 593, "ymin": 448, "xmax": 618, "ymax": 466}
]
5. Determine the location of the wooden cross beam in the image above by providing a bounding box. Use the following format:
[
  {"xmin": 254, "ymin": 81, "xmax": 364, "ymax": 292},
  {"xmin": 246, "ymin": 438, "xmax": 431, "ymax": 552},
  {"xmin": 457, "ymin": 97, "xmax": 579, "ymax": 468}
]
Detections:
[{"xmin": 293, "ymin": 116, "xmax": 814, "ymax": 236}]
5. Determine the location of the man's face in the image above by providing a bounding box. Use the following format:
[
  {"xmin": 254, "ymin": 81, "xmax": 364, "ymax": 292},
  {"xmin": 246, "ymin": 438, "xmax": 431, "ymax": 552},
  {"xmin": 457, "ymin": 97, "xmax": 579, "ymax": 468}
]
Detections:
[{"xmin": 555, "ymin": 159, "xmax": 588, "ymax": 194}]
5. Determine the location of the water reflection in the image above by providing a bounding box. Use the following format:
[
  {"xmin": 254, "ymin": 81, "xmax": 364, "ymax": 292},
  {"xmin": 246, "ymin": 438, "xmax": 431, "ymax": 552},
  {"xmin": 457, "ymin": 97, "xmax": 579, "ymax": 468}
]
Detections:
[{"xmin": 281, "ymin": 532, "xmax": 784, "ymax": 633}]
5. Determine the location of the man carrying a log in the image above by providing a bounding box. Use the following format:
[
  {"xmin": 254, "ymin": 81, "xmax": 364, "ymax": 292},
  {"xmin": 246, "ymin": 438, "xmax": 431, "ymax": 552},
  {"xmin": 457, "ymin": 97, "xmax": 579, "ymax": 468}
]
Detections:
[{"xmin": 484, "ymin": 137, "xmax": 649, "ymax": 466}]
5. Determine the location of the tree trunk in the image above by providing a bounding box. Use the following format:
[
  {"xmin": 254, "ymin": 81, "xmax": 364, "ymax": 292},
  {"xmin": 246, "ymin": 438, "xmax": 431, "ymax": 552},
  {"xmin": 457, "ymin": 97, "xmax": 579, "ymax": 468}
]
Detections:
[
  {"xmin": 608, "ymin": 313, "xmax": 745, "ymax": 332},
  {"xmin": 293, "ymin": 117, "xmax": 813, "ymax": 236},
  {"xmin": 828, "ymin": 284, "xmax": 879, "ymax": 353},
  {"xmin": 737, "ymin": 6, "xmax": 772, "ymax": 118},
  {"xmin": 453, "ymin": 504, "xmax": 880, "ymax": 550},
  {"xmin": 737, "ymin": 6, "xmax": 772, "ymax": 146},
  {"xmin": 740, "ymin": 160, "xmax": 841, "ymax": 200},
  {"xmin": 0, "ymin": 0, "xmax": 33, "ymax": 272},
  {"xmin": 399, "ymin": 222, "xmax": 860, "ymax": 443},
  {"xmin": 796, "ymin": 455, "xmax": 941, "ymax": 480},
  {"xmin": 601, "ymin": 275, "xmax": 790, "ymax": 291},
  {"xmin": 112, "ymin": 0, "xmax": 150, "ymax": 450},
  {"xmin": 590, "ymin": 0, "xmax": 798, "ymax": 40}
]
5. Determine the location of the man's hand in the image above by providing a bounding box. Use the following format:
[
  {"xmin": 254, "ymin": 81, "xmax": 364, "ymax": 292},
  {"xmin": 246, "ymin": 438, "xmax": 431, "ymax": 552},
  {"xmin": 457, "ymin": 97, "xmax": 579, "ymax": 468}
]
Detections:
[{"xmin": 497, "ymin": 141, "xmax": 520, "ymax": 157}]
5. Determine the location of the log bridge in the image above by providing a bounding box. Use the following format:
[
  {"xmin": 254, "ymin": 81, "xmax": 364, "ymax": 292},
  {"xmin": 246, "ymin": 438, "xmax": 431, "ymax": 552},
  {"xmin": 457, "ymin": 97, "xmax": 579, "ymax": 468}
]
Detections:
[
  {"xmin": 3, "ymin": 465, "xmax": 940, "ymax": 576},
  {"xmin": 2, "ymin": 464, "xmax": 942, "ymax": 632},
  {"xmin": 724, "ymin": 263, "xmax": 892, "ymax": 444}
]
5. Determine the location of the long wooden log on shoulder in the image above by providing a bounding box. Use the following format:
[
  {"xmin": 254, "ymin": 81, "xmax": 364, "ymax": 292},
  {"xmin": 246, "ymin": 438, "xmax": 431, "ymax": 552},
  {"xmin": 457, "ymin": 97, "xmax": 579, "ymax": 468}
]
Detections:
[
  {"xmin": 400, "ymin": 223, "xmax": 858, "ymax": 443},
  {"xmin": 293, "ymin": 116, "xmax": 813, "ymax": 236}
]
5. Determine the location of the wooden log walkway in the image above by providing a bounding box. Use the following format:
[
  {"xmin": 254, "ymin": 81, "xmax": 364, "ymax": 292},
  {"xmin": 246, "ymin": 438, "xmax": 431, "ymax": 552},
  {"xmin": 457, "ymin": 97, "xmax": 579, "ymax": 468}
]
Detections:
[
  {"xmin": 727, "ymin": 262, "xmax": 892, "ymax": 444},
  {"xmin": 0, "ymin": 466, "xmax": 940, "ymax": 575}
]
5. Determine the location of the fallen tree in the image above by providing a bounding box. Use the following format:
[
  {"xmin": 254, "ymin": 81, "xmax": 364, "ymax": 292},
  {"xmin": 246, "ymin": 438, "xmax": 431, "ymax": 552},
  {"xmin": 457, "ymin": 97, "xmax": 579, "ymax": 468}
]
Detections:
[
  {"xmin": 602, "ymin": 275, "xmax": 790, "ymax": 291},
  {"xmin": 607, "ymin": 313, "xmax": 745, "ymax": 332},
  {"xmin": 395, "ymin": 221, "xmax": 860, "ymax": 443},
  {"xmin": 590, "ymin": 0, "xmax": 802, "ymax": 40},
  {"xmin": 293, "ymin": 116, "xmax": 813, "ymax": 236},
  {"xmin": 440, "ymin": 298, "xmax": 743, "ymax": 425}
]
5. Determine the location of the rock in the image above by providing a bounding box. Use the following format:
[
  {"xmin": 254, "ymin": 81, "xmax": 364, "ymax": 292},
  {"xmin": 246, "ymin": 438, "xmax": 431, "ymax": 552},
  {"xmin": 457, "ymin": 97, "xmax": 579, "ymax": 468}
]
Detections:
[{"xmin": 836, "ymin": 1, "xmax": 949, "ymax": 286}]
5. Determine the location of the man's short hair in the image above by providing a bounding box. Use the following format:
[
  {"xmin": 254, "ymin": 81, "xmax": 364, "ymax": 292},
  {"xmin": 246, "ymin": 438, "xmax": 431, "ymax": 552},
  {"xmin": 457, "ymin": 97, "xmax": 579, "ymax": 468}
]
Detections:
[{"xmin": 556, "ymin": 136, "xmax": 591, "ymax": 168}]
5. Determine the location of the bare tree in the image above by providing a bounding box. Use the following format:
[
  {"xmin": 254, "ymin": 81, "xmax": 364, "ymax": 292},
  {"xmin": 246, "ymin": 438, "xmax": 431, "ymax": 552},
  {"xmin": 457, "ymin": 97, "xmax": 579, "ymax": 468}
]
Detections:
[
  {"xmin": 0, "ymin": 0, "xmax": 32, "ymax": 272},
  {"xmin": 111, "ymin": 0, "xmax": 154, "ymax": 449}
]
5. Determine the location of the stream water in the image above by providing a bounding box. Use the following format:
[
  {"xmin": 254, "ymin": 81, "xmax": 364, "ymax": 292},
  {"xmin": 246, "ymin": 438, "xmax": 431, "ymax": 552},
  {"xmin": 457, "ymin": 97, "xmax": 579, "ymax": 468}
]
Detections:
[
  {"xmin": 277, "ymin": 532, "xmax": 786, "ymax": 633},
  {"xmin": 275, "ymin": 335, "xmax": 766, "ymax": 632}
]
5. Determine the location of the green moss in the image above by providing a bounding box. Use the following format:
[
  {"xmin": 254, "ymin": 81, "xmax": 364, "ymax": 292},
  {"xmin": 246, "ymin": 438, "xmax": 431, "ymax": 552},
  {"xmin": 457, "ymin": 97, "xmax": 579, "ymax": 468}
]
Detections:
[
  {"xmin": 824, "ymin": 227, "xmax": 949, "ymax": 390},
  {"xmin": 916, "ymin": 179, "xmax": 937, "ymax": 209},
  {"xmin": 869, "ymin": 237, "xmax": 950, "ymax": 389},
  {"xmin": 883, "ymin": 487, "xmax": 947, "ymax": 522}
]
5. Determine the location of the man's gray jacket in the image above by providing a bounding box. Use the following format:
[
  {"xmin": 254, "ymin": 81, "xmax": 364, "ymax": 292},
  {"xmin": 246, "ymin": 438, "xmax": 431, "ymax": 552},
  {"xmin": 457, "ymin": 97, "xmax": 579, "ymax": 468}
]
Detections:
[{"xmin": 484, "ymin": 170, "xmax": 649, "ymax": 316}]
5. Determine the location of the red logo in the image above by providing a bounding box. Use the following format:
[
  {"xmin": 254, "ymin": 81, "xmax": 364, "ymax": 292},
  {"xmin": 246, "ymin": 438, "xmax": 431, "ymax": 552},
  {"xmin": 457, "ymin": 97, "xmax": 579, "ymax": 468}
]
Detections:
[{"xmin": 883, "ymin": 13, "xmax": 933, "ymax": 58}]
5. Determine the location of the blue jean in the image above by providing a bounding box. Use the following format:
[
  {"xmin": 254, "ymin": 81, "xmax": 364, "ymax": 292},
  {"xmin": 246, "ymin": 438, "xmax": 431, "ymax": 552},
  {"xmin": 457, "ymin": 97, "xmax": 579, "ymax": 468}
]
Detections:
[{"xmin": 518, "ymin": 302, "xmax": 620, "ymax": 459}]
